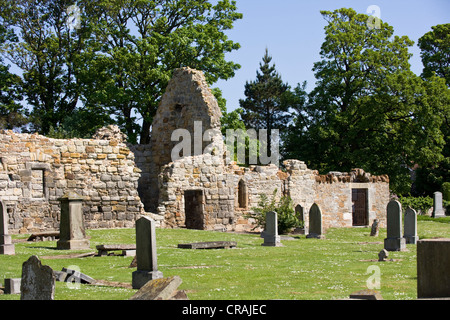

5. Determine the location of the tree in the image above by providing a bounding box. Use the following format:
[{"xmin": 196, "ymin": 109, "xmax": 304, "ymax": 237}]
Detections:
[
  {"xmin": 0, "ymin": 0, "xmax": 104, "ymax": 136},
  {"xmin": 418, "ymin": 23, "xmax": 450, "ymax": 86},
  {"xmin": 413, "ymin": 23, "xmax": 450, "ymax": 196},
  {"xmin": 0, "ymin": 24, "xmax": 26, "ymax": 130},
  {"xmin": 239, "ymin": 48, "xmax": 292, "ymax": 156},
  {"xmin": 81, "ymin": 0, "xmax": 242, "ymax": 144},
  {"xmin": 285, "ymin": 8, "xmax": 448, "ymax": 194}
]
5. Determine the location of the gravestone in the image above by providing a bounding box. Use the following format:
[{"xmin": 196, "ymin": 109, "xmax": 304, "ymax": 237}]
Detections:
[
  {"xmin": 0, "ymin": 199, "xmax": 15, "ymax": 255},
  {"xmin": 378, "ymin": 249, "xmax": 389, "ymax": 262},
  {"xmin": 56, "ymin": 192, "xmax": 90, "ymax": 250},
  {"xmin": 20, "ymin": 255, "xmax": 55, "ymax": 300},
  {"xmin": 132, "ymin": 216, "xmax": 163, "ymax": 289},
  {"xmin": 4, "ymin": 278, "xmax": 21, "ymax": 294},
  {"xmin": 384, "ymin": 200, "xmax": 406, "ymax": 251},
  {"xmin": 370, "ymin": 219, "xmax": 379, "ymax": 237},
  {"xmin": 130, "ymin": 276, "xmax": 184, "ymax": 300},
  {"xmin": 432, "ymin": 191, "xmax": 446, "ymax": 218},
  {"xmin": 404, "ymin": 207, "xmax": 419, "ymax": 244},
  {"xmin": 417, "ymin": 239, "xmax": 450, "ymax": 298},
  {"xmin": 306, "ymin": 203, "xmax": 325, "ymax": 239},
  {"xmin": 261, "ymin": 211, "xmax": 282, "ymax": 247}
]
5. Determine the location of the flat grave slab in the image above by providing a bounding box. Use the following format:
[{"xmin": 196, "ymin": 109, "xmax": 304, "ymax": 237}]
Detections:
[
  {"xmin": 177, "ymin": 241, "xmax": 237, "ymax": 250},
  {"xmin": 27, "ymin": 231, "xmax": 60, "ymax": 242},
  {"xmin": 96, "ymin": 244, "xmax": 136, "ymax": 256}
]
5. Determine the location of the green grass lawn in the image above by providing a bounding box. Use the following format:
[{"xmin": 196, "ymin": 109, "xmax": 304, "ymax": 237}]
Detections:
[{"xmin": 1, "ymin": 216, "xmax": 449, "ymax": 300}]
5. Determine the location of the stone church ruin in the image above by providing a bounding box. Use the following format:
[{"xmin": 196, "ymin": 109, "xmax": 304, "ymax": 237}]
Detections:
[{"xmin": 0, "ymin": 67, "xmax": 390, "ymax": 234}]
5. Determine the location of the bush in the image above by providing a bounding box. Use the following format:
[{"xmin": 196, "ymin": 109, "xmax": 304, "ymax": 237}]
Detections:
[
  {"xmin": 443, "ymin": 182, "xmax": 450, "ymax": 201},
  {"xmin": 246, "ymin": 189, "xmax": 301, "ymax": 234},
  {"xmin": 398, "ymin": 195, "xmax": 433, "ymax": 215}
]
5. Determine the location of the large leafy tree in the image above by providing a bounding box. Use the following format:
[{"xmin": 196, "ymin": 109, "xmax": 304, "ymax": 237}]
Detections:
[
  {"xmin": 285, "ymin": 8, "xmax": 448, "ymax": 194},
  {"xmin": 0, "ymin": 24, "xmax": 25, "ymax": 130},
  {"xmin": 0, "ymin": 0, "xmax": 104, "ymax": 136},
  {"xmin": 81, "ymin": 0, "xmax": 242, "ymax": 144},
  {"xmin": 418, "ymin": 23, "xmax": 450, "ymax": 86},
  {"xmin": 413, "ymin": 24, "xmax": 450, "ymax": 196}
]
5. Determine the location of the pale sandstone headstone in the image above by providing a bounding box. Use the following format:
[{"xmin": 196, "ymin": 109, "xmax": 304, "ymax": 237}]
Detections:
[
  {"xmin": 20, "ymin": 255, "xmax": 55, "ymax": 300},
  {"xmin": 0, "ymin": 199, "xmax": 14, "ymax": 255},
  {"xmin": 130, "ymin": 276, "xmax": 183, "ymax": 300},
  {"xmin": 56, "ymin": 192, "xmax": 90, "ymax": 250},
  {"xmin": 132, "ymin": 216, "xmax": 163, "ymax": 289},
  {"xmin": 432, "ymin": 191, "xmax": 445, "ymax": 218},
  {"xmin": 384, "ymin": 200, "xmax": 406, "ymax": 251}
]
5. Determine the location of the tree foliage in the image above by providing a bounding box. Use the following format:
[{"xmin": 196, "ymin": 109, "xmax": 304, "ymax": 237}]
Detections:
[
  {"xmin": 0, "ymin": 0, "xmax": 242, "ymax": 142},
  {"xmin": 284, "ymin": 8, "xmax": 448, "ymax": 194}
]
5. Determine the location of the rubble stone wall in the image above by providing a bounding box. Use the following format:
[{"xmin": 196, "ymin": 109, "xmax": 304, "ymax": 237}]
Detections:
[{"xmin": 0, "ymin": 128, "xmax": 144, "ymax": 233}]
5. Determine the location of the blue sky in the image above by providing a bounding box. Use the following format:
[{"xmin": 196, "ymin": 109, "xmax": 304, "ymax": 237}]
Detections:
[{"xmin": 216, "ymin": 0, "xmax": 450, "ymax": 112}]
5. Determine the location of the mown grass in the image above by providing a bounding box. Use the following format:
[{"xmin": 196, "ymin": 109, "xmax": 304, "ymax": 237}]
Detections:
[{"xmin": 1, "ymin": 217, "xmax": 449, "ymax": 300}]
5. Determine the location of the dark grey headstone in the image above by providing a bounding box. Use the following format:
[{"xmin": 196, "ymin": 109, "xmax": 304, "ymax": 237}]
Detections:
[
  {"xmin": 262, "ymin": 211, "xmax": 282, "ymax": 247},
  {"xmin": 20, "ymin": 256, "xmax": 55, "ymax": 300},
  {"xmin": 384, "ymin": 200, "xmax": 406, "ymax": 251},
  {"xmin": 132, "ymin": 216, "xmax": 163, "ymax": 289},
  {"xmin": 404, "ymin": 207, "xmax": 419, "ymax": 244},
  {"xmin": 306, "ymin": 203, "xmax": 325, "ymax": 239}
]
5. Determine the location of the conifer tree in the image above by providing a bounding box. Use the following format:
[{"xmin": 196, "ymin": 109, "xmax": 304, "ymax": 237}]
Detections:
[{"xmin": 239, "ymin": 48, "xmax": 291, "ymax": 153}]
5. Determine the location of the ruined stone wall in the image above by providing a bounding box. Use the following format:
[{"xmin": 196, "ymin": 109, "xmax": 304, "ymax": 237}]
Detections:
[
  {"xmin": 313, "ymin": 170, "xmax": 390, "ymax": 229},
  {"xmin": 157, "ymin": 154, "xmax": 235, "ymax": 230},
  {"xmin": 146, "ymin": 67, "xmax": 224, "ymax": 213},
  {"xmin": 0, "ymin": 127, "xmax": 144, "ymax": 233}
]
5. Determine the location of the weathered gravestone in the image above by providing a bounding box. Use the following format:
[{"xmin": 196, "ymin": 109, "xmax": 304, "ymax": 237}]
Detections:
[
  {"xmin": 57, "ymin": 192, "xmax": 90, "ymax": 250},
  {"xmin": 306, "ymin": 203, "xmax": 325, "ymax": 239},
  {"xmin": 132, "ymin": 216, "xmax": 163, "ymax": 289},
  {"xmin": 417, "ymin": 239, "xmax": 450, "ymax": 298},
  {"xmin": 130, "ymin": 276, "xmax": 185, "ymax": 300},
  {"xmin": 432, "ymin": 191, "xmax": 446, "ymax": 218},
  {"xmin": 4, "ymin": 278, "xmax": 21, "ymax": 294},
  {"xmin": 0, "ymin": 199, "xmax": 15, "ymax": 255},
  {"xmin": 378, "ymin": 249, "xmax": 389, "ymax": 262},
  {"xmin": 404, "ymin": 207, "xmax": 419, "ymax": 244},
  {"xmin": 384, "ymin": 200, "xmax": 406, "ymax": 251},
  {"xmin": 20, "ymin": 255, "xmax": 55, "ymax": 300},
  {"xmin": 261, "ymin": 211, "xmax": 283, "ymax": 247},
  {"xmin": 370, "ymin": 219, "xmax": 379, "ymax": 237}
]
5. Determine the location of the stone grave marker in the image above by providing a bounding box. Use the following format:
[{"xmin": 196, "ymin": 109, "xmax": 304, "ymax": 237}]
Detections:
[
  {"xmin": 378, "ymin": 249, "xmax": 389, "ymax": 262},
  {"xmin": 384, "ymin": 200, "xmax": 406, "ymax": 251},
  {"xmin": 404, "ymin": 207, "xmax": 419, "ymax": 244},
  {"xmin": 261, "ymin": 211, "xmax": 283, "ymax": 247},
  {"xmin": 20, "ymin": 255, "xmax": 55, "ymax": 300},
  {"xmin": 130, "ymin": 276, "xmax": 184, "ymax": 300},
  {"xmin": 306, "ymin": 203, "xmax": 325, "ymax": 239},
  {"xmin": 432, "ymin": 191, "xmax": 446, "ymax": 218},
  {"xmin": 4, "ymin": 278, "xmax": 21, "ymax": 294},
  {"xmin": 370, "ymin": 219, "xmax": 379, "ymax": 237},
  {"xmin": 132, "ymin": 216, "xmax": 163, "ymax": 289},
  {"xmin": 0, "ymin": 199, "xmax": 15, "ymax": 255},
  {"xmin": 417, "ymin": 239, "xmax": 450, "ymax": 298},
  {"xmin": 57, "ymin": 192, "xmax": 90, "ymax": 250}
]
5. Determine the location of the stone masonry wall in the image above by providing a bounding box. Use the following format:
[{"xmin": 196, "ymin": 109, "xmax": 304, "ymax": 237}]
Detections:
[{"xmin": 0, "ymin": 127, "xmax": 144, "ymax": 233}]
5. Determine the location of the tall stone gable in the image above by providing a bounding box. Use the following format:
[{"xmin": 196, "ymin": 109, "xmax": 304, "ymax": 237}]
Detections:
[{"xmin": 138, "ymin": 67, "xmax": 224, "ymax": 213}]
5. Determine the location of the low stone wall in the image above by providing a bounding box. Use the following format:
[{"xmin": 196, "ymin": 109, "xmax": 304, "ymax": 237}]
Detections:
[{"xmin": 0, "ymin": 129, "xmax": 144, "ymax": 233}]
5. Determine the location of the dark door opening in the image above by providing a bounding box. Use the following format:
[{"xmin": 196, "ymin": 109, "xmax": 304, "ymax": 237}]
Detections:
[
  {"xmin": 352, "ymin": 189, "xmax": 368, "ymax": 226},
  {"xmin": 184, "ymin": 190, "xmax": 204, "ymax": 230}
]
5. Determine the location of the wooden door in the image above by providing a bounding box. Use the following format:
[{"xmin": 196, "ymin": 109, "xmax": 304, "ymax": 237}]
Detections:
[
  {"xmin": 184, "ymin": 190, "xmax": 204, "ymax": 230},
  {"xmin": 352, "ymin": 189, "xmax": 368, "ymax": 226}
]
